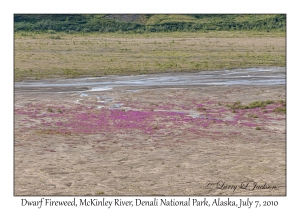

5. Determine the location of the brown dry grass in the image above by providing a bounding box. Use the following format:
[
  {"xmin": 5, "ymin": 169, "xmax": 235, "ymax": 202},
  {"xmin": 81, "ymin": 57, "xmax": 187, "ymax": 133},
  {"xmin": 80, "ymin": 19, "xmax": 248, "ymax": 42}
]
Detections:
[{"xmin": 14, "ymin": 31, "xmax": 285, "ymax": 81}]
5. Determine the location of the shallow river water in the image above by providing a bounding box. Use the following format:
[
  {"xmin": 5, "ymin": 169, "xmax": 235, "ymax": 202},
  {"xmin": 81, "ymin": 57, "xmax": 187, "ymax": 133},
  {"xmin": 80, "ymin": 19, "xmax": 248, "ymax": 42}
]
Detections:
[{"xmin": 15, "ymin": 67, "xmax": 285, "ymax": 93}]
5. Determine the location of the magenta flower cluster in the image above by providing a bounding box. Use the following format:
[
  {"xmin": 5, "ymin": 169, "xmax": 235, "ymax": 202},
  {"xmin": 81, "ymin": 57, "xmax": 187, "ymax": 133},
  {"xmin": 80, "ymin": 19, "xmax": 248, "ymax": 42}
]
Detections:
[{"xmin": 14, "ymin": 99, "xmax": 285, "ymax": 139}]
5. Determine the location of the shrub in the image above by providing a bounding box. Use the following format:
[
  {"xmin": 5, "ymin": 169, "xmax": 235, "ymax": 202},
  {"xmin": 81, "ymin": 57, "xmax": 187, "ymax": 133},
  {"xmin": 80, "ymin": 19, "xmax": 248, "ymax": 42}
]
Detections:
[
  {"xmin": 273, "ymin": 107, "xmax": 286, "ymax": 114},
  {"xmin": 226, "ymin": 100, "xmax": 274, "ymax": 109}
]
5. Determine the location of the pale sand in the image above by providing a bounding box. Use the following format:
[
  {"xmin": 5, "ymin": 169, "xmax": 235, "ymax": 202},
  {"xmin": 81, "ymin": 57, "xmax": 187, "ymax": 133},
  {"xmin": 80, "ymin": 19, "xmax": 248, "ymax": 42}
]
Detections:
[{"xmin": 14, "ymin": 84, "xmax": 286, "ymax": 196}]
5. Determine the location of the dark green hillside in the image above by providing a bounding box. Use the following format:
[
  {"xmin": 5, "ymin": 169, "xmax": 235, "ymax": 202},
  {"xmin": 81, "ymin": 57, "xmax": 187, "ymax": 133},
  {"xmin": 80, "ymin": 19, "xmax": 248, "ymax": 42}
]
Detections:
[{"xmin": 14, "ymin": 14, "xmax": 285, "ymax": 33}]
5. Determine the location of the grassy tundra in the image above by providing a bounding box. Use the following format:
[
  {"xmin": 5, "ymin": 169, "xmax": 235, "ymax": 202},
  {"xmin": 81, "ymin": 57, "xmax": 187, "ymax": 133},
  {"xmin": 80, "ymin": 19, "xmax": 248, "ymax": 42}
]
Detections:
[{"xmin": 14, "ymin": 31, "xmax": 285, "ymax": 81}]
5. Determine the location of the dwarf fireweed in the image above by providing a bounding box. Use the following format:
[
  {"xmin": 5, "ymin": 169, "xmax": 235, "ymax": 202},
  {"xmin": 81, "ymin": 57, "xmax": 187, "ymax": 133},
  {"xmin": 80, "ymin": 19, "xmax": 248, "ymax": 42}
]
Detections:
[{"xmin": 14, "ymin": 99, "xmax": 285, "ymax": 138}]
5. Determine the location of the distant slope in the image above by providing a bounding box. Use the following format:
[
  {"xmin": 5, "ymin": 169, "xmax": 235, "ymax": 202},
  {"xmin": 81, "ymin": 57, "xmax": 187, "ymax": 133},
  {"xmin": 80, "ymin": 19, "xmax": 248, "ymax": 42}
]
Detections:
[{"xmin": 14, "ymin": 14, "xmax": 286, "ymax": 33}]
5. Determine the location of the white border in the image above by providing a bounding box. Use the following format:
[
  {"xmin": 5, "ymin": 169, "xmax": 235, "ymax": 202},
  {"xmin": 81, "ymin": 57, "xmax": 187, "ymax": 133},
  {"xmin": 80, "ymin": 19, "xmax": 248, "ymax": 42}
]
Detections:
[{"xmin": 3, "ymin": 1, "xmax": 298, "ymax": 209}]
